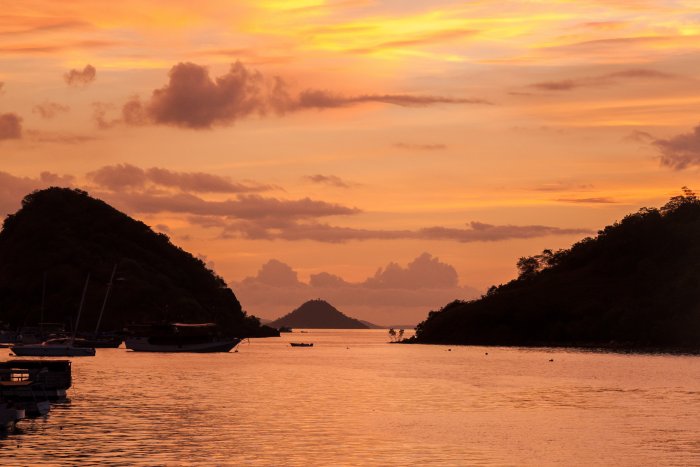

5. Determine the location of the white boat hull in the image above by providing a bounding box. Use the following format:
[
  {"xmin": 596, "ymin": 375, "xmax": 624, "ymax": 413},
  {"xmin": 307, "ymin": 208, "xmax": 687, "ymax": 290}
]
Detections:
[
  {"xmin": 11, "ymin": 344, "xmax": 96, "ymax": 357},
  {"xmin": 124, "ymin": 337, "xmax": 240, "ymax": 353}
]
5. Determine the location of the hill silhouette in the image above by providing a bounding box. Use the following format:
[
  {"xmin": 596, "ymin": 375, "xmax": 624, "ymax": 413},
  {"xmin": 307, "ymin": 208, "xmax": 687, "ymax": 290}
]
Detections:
[
  {"xmin": 269, "ymin": 299, "xmax": 370, "ymax": 329},
  {"xmin": 0, "ymin": 187, "xmax": 277, "ymax": 337},
  {"xmin": 413, "ymin": 188, "xmax": 700, "ymax": 350}
]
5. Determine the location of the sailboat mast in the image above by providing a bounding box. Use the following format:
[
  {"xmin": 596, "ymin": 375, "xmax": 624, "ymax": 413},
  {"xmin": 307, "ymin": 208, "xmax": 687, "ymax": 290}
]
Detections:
[
  {"xmin": 94, "ymin": 264, "xmax": 117, "ymax": 337},
  {"xmin": 40, "ymin": 271, "xmax": 47, "ymax": 332},
  {"xmin": 71, "ymin": 273, "xmax": 90, "ymax": 346}
]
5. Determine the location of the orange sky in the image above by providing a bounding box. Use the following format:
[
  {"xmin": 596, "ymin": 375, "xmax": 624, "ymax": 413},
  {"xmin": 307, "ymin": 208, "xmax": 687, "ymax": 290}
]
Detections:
[{"xmin": 1, "ymin": 0, "xmax": 699, "ymax": 324}]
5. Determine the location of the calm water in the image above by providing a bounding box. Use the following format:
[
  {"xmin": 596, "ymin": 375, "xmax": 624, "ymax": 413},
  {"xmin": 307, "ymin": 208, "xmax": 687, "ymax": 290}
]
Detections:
[{"xmin": 2, "ymin": 329, "xmax": 700, "ymax": 466}]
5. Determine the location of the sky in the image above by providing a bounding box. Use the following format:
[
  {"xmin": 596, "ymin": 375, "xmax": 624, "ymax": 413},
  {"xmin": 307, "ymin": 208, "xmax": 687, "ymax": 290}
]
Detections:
[{"xmin": 1, "ymin": 0, "xmax": 700, "ymax": 324}]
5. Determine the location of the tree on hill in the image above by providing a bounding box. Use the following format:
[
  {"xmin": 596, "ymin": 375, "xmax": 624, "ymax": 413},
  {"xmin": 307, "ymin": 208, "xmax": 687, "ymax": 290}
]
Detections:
[
  {"xmin": 412, "ymin": 188, "xmax": 700, "ymax": 350},
  {"xmin": 0, "ymin": 187, "xmax": 276, "ymax": 337}
]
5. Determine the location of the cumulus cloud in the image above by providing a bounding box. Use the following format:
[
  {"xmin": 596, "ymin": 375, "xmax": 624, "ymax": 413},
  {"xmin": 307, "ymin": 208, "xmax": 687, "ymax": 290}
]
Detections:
[
  {"xmin": 64, "ymin": 64, "xmax": 96, "ymax": 86},
  {"xmin": 114, "ymin": 61, "xmax": 490, "ymax": 129},
  {"xmin": 88, "ymin": 163, "xmax": 272, "ymax": 193},
  {"xmin": 309, "ymin": 272, "xmax": 349, "ymax": 288},
  {"xmin": 530, "ymin": 68, "xmax": 674, "ymax": 92},
  {"xmin": 654, "ymin": 124, "xmax": 700, "ymax": 170},
  {"xmin": 134, "ymin": 62, "xmax": 266, "ymax": 129},
  {"xmin": 364, "ymin": 252, "xmax": 458, "ymax": 289},
  {"xmin": 39, "ymin": 171, "xmax": 75, "ymax": 185},
  {"xmin": 33, "ymin": 101, "xmax": 70, "ymax": 119},
  {"xmin": 305, "ymin": 174, "xmax": 353, "ymax": 188},
  {"xmin": 0, "ymin": 113, "xmax": 22, "ymax": 140},
  {"xmin": 242, "ymin": 259, "xmax": 302, "ymax": 287},
  {"xmin": 233, "ymin": 254, "xmax": 480, "ymax": 325}
]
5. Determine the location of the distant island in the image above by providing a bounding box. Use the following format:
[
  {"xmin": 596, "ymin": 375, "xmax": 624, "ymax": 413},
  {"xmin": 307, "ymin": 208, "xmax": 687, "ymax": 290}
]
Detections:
[
  {"xmin": 412, "ymin": 188, "xmax": 700, "ymax": 351},
  {"xmin": 269, "ymin": 299, "xmax": 371, "ymax": 329},
  {"xmin": 0, "ymin": 188, "xmax": 277, "ymax": 338}
]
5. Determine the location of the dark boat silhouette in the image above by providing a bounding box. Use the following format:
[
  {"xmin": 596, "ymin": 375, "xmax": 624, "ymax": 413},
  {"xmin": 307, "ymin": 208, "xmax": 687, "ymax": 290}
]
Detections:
[
  {"xmin": 289, "ymin": 342, "xmax": 313, "ymax": 347},
  {"xmin": 125, "ymin": 323, "xmax": 240, "ymax": 353}
]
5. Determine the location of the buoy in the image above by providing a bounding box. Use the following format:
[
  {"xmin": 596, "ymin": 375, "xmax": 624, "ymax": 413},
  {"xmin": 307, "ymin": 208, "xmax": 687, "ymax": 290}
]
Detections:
[
  {"xmin": 549, "ymin": 358, "xmax": 554, "ymax": 362},
  {"xmin": 485, "ymin": 352, "xmax": 488, "ymax": 355}
]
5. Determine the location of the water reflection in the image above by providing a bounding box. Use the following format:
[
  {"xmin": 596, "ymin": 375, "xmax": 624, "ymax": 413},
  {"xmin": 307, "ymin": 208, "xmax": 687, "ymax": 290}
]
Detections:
[{"xmin": 1, "ymin": 330, "xmax": 700, "ymax": 466}]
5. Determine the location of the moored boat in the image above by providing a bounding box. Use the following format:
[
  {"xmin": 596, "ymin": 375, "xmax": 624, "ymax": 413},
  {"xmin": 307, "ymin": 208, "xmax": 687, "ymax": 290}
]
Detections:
[
  {"xmin": 10, "ymin": 343, "xmax": 95, "ymax": 357},
  {"xmin": 10, "ymin": 274, "xmax": 97, "ymax": 357},
  {"xmin": 124, "ymin": 323, "xmax": 240, "ymax": 353},
  {"xmin": 0, "ymin": 360, "xmax": 72, "ymax": 400},
  {"xmin": 290, "ymin": 342, "xmax": 313, "ymax": 347}
]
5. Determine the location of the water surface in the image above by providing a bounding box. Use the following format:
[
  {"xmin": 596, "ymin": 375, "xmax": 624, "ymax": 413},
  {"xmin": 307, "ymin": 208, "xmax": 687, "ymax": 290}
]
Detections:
[{"xmin": 2, "ymin": 330, "xmax": 699, "ymax": 466}]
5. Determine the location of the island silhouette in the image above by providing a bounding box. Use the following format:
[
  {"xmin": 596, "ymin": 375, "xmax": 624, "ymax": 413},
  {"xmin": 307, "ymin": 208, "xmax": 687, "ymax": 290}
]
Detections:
[
  {"xmin": 0, "ymin": 188, "xmax": 276, "ymax": 338},
  {"xmin": 412, "ymin": 188, "xmax": 700, "ymax": 350},
  {"xmin": 268, "ymin": 299, "xmax": 372, "ymax": 329}
]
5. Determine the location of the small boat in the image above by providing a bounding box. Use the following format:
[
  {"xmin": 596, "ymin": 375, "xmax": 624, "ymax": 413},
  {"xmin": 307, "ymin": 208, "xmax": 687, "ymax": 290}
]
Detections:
[
  {"xmin": 289, "ymin": 342, "xmax": 313, "ymax": 347},
  {"xmin": 125, "ymin": 323, "xmax": 241, "ymax": 353}
]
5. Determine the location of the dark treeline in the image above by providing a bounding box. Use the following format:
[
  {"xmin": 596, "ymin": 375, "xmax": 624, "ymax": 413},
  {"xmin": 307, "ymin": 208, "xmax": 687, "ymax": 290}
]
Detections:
[
  {"xmin": 0, "ymin": 187, "xmax": 276, "ymax": 337},
  {"xmin": 413, "ymin": 188, "xmax": 700, "ymax": 350}
]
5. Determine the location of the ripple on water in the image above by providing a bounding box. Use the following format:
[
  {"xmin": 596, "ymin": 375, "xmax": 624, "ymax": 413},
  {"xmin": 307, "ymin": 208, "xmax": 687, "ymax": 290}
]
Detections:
[{"xmin": 2, "ymin": 330, "xmax": 700, "ymax": 466}]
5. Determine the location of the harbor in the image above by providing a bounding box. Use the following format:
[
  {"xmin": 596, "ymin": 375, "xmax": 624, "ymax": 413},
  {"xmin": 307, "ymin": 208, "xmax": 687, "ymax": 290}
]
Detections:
[{"xmin": 2, "ymin": 330, "xmax": 700, "ymax": 466}]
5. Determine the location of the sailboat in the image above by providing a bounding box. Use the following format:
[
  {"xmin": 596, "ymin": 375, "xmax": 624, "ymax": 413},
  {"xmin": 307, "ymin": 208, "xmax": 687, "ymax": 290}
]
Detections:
[
  {"xmin": 11, "ymin": 274, "xmax": 96, "ymax": 357},
  {"xmin": 78, "ymin": 263, "xmax": 123, "ymax": 348}
]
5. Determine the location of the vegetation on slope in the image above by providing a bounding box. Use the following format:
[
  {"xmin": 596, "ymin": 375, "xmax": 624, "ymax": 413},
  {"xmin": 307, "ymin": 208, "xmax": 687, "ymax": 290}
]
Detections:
[
  {"xmin": 413, "ymin": 188, "xmax": 700, "ymax": 349},
  {"xmin": 0, "ymin": 188, "xmax": 276, "ymax": 337}
]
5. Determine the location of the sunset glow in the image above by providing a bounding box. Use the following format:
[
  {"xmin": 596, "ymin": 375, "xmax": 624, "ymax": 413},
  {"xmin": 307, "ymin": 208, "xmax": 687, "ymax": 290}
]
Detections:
[{"xmin": 2, "ymin": 0, "xmax": 699, "ymax": 323}]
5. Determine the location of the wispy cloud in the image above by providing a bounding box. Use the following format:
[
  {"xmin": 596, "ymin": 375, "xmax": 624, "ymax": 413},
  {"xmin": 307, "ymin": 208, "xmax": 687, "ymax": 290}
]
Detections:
[
  {"xmin": 394, "ymin": 142, "xmax": 447, "ymax": 151},
  {"xmin": 348, "ymin": 28, "xmax": 478, "ymax": 54},
  {"xmin": 25, "ymin": 130, "xmax": 98, "ymax": 144},
  {"xmin": 555, "ymin": 197, "xmax": 616, "ymax": 204},
  {"xmin": 0, "ymin": 41, "xmax": 118, "ymax": 55},
  {"xmin": 529, "ymin": 68, "xmax": 674, "ymax": 92},
  {"xmin": 304, "ymin": 174, "xmax": 354, "ymax": 188},
  {"xmin": 215, "ymin": 219, "xmax": 590, "ymax": 243},
  {"xmin": 88, "ymin": 163, "xmax": 273, "ymax": 193}
]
